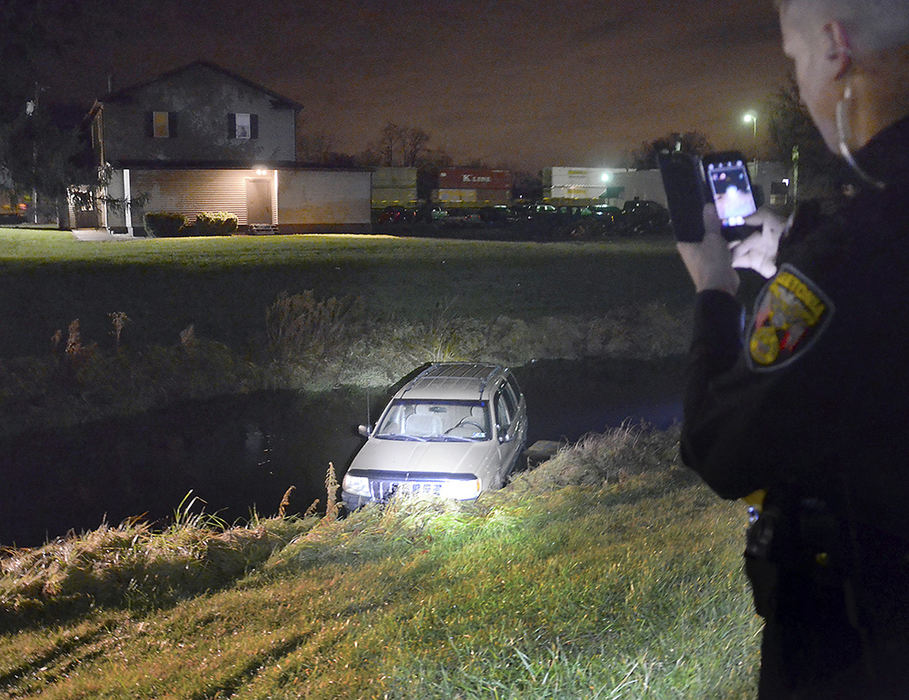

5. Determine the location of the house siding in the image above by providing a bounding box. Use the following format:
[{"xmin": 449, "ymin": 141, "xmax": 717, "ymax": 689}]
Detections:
[
  {"xmin": 99, "ymin": 63, "xmax": 297, "ymax": 164},
  {"xmin": 105, "ymin": 168, "xmax": 371, "ymax": 232},
  {"xmin": 134, "ymin": 169, "xmax": 253, "ymax": 224}
]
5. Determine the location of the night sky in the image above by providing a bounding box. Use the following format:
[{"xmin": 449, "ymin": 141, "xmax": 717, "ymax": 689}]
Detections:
[{"xmin": 44, "ymin": 0, "xmax": 791, "ymax": 171}]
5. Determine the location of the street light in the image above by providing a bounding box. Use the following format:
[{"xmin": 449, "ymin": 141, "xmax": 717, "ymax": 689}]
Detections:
[{"xmin": 743, "ymin": 112, "xmax": 757, "ymax": 149}]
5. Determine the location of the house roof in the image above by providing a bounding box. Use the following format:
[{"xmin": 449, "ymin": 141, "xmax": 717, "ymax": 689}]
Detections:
[
  {"xmin": 112, "ymin": 160, "xmax": 372, "ymax": 173},
  {"xmin": 97, "ymin": 60, "xmax": 304, "ymax": 111}
]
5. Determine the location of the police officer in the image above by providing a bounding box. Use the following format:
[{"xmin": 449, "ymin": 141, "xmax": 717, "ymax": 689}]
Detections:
[{"xmin": 676, "ymin": 1, "xmax": 909, "ymax": 697}]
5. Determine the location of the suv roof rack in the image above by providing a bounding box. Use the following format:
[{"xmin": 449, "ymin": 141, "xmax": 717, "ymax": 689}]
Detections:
[{"xmin": 401, "ymin": 362, "xmax": 503, "ymax": 400}]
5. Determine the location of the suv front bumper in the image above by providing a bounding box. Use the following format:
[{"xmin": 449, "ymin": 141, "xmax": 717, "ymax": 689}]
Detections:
[{"xmin": 342, "ymin": 469, "xmax": 481, "ymax": 509}]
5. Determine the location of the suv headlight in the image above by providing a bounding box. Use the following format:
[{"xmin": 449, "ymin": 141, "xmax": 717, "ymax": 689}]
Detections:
[
  {"xmin": 438, "ymin": 477, "xmax": 481, "ymax": 500},
  {"xmin": 342, "ymin": 473, "xmax": 370, "ymax": 497}
]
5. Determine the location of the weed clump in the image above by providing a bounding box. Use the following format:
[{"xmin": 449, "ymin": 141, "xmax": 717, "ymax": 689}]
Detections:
[
  {"xmin": 506, "ymin": 422, "xmax": 684, "ymax": 496},
  {"xmin": 265, "ymin": 290, "xmax": 365, "ymax": 363}
]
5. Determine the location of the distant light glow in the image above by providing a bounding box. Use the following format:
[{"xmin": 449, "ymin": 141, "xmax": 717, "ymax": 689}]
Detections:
[
  {"xmin": 600, "ymin": 172, "xmax": 612, "ymax": 182},
  {"xmin": 254, "ymin": 168, "xmax": 268, "ymax": 176},
  {"xmin": 743, "ymin": 112, "xmax": 757, "ymax": 141}
]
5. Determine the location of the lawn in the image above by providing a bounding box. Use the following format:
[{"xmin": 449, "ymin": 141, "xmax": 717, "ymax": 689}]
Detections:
[{"xmin": 0, "ymin": 228, "xmax": 689, "ymax": 359}]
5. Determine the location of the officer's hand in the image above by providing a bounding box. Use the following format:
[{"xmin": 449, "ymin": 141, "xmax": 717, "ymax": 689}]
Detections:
[
  {"xmin": 729, "ymin": 206, "xmax": 786, "ymax": 278},
  {"xmin": 676, "ymin": 204, "xmax": 740, "ymax": 296}
]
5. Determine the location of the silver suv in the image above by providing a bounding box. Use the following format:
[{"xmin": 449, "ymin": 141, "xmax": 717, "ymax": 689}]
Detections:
[{"xmin": 342, "ymin": 363, "xmax": 528, "ymax": 509}]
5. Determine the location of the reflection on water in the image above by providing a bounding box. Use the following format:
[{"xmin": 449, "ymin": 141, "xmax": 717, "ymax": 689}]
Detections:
[{"xmin": 0, "ymin": 356, "xmax": 685, "ymax": 547}]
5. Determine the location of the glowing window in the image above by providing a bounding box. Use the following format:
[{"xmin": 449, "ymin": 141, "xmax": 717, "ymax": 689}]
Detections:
[
  {"xmin": 152, "ymin": 111, "xmax": 170, "ymax": 138},
  {"xmin": 235, "ymin": 113, "xmax": 251, "ymax": 139},
  {"xmin": 229, "ymin": 113, "xmax": 258, "ymax": 139}
]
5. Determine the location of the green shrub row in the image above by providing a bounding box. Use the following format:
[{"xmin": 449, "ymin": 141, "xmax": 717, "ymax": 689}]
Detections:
[
  {"xmin": 143, "ymin": 211, "xmax": 239, "ymax": 237},
  {"xmin": 143, "ymin": 212, "xmax": 186, "ymax": 237},
  {"xmin": 194, "ymin": 211, "xmax": 239, "ymax": 236}
]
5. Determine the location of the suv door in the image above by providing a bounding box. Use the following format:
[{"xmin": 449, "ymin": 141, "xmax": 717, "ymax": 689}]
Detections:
[{"xmin": 492, "ymin": 377, "xmax": 527, "ymax": 486}]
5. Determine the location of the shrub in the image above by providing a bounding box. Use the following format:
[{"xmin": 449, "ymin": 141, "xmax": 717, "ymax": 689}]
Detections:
[
  {"xmin": 143, "ymin": 212, "xmax": 186, "ymax": 237},
  {"xmin": 194, "ymin": 211, "xmax": 238, "ymax": 237}
]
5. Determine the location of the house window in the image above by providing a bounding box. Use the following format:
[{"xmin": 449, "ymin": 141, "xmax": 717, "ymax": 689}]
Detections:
[
  {"xmin": 228, "ymin": 113, "xmax": 259, "ymax": 140},
  {"xmin": 147, "ymin": 111, "xmax": 177, "ymax": 138},
  {"xmin": 235, "ymin": 113, "xmax": 251, "ymax": 139}
]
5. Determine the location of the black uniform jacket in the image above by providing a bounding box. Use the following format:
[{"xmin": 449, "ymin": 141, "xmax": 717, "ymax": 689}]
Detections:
[{"xmin": 681, "ymin": 117, "xmax": 909, "ymax": 542}]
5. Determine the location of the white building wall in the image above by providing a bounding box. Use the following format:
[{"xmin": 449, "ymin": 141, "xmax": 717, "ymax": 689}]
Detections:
[
  {"xmin": 545, "ymin": 162, "xmax": 789, "ymax": 209},
  {"xmin": 106, "ymin": 167, "xmax": 371, "ymax": 233},
  {"xmin": 277, "ymin": 170, "xmax": 371, "ymax": 228},
  {"xmin": 610, "ymin": 170, "xmax": 668, "ymax": 206}
]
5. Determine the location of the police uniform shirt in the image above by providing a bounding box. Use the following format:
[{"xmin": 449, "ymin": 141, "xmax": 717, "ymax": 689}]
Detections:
[{"xmin": 680, "ymin": 116, "xmax": 909, "ymax": 542}]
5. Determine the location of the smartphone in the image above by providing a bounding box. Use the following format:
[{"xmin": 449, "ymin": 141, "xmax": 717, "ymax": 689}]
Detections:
[
  {"xmin": 657, "ymin": 150, "xmax": 709, "ymax": 243},
  {"xmin": 701, "ymin": 151, "xmax": 757, "ymax": 226}
]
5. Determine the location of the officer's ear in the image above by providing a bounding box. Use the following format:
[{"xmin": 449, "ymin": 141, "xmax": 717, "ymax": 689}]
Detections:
[{"xmin": 823, "ymin": 20, "xmax": 853, "ymax": 79}]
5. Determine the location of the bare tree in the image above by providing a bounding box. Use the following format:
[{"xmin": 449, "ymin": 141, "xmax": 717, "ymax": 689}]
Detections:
[
  {"xmin": 296, "ymin": 130, "xmax": 337, "ymax": 164},
  {"xmin": 628, "ymin": 131, "xmax": 713, "ymax": 170},
  {"xmin": 403, "ymin": 127, "xmax": 430, "ymax": 166},
  {"xmin": 765, "ymin": 74, "xmax": 843, "ymax": 199},
  {"xmin": 379, "ymin": 122, "xmax": 404, "ymax": 166}
]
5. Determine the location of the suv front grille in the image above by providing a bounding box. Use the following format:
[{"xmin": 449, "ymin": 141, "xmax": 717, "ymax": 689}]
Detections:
[
  {"xmin": 370, "ymin": 479, "xmax": 443, "ymax": 501},
  {"xmin": 345, "ymin": 469, "xmax": 478, "ymax": 503}
]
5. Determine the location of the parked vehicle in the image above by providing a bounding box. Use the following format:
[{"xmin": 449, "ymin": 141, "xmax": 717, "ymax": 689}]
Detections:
[
  {"xmin": 478, "ymin": 205, "xmax": 510, "ymax": 225},
  {"xmin": 441, "ymin": 207, "xmax": 483, "ymax": 226},
  {"xmin": 374, "ymin": 206, "xmax": 416, "ymax": 224},
  {"xmin": 342, "ymin": 363, "xmax": 528, "ymax": 509},
  {"xmin": 616, "ymin": 199, "xmax": 671, "ymax": 236}
]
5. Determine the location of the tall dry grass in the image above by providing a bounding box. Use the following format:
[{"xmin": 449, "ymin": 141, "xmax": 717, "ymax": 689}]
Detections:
[
  {"xmin": 0, "ymin": 508, "xmax": 314, "ymax": 627},
  {"xmin": 265, "ymin": 290, "xmax": 365, "ymax": 362}
]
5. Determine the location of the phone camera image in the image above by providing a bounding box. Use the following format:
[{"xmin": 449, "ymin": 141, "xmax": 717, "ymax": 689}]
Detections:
[{"xmin": 706, "ymin": 159, "xmax": 756, "ymax": 224}]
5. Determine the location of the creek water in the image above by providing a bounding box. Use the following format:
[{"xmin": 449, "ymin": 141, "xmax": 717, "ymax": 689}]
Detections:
[{"xmin": 1, "ymin": 356, "xmax": 686, "ymax": 547}]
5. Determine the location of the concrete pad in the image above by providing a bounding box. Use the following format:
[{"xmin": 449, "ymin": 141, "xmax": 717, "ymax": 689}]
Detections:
[{"xmin": 71, "ymin": 229, "xmax": 135, "ymax": 241}]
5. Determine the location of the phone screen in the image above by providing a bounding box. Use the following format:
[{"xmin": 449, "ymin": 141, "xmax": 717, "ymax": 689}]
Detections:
[{"xmin": 704, "ymin": 158, "xmax": 756, "ymax": 225}]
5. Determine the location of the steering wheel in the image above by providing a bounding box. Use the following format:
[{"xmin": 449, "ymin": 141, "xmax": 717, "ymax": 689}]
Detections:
[{"xmin": 445, "ymin": 419, "xmax": 485, "ymax": 434}]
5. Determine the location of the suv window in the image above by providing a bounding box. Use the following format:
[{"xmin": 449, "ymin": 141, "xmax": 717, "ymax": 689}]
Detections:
[
  {"xmin": 505, "ymin": 374, "xmax": 522, "ymax": 407},
  {"xmin": 494, "ymin": 383, "xmax": 516, "ymax": 436}
]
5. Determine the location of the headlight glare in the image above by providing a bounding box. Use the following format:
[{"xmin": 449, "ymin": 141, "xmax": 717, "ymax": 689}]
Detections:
[
  {"xmin": 438, "ymin": 478, "xmax": 481, "ymax": 500},
  {"xmin": 342, "ymin": 474, "xmax": 370, "ymax": 497}
]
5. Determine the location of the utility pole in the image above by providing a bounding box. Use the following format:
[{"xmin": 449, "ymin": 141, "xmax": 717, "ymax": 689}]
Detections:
[{"xmin": 26, "ymin": 82, "xmax": 41, "ymax": 224}]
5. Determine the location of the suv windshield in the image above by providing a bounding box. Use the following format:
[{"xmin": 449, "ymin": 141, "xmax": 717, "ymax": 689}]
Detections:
[{"xmin": 376, "ymin": 400, "xmax": 490, "ymax": 442}]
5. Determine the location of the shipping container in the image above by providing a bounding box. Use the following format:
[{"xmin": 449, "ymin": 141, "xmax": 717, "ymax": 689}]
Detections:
[
  {"xmin": 372, "ymin": 188, "xmax": 419, "ymax": 206},
  {"xmin": 543, "ymin": 167, "xmax": 626, "ymax": 200},
  {"xmin": 436, "ymin": 189, "xmax": 511, "ymax": 204},
  {"xmin": 372, "ymin": 167, "xmax": 417, "ymax": 189},
  {"xmin": 438, "ymin": 168, "xmax": 511, "ymax": 190},
  {"xmin": 437, "ymin": 188, "xmax": 478, "ymax": 203}
]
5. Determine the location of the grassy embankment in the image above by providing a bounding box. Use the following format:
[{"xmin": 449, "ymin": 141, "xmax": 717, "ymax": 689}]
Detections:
[
  {"xmin": 0, "ymin": 228, "xmax": 762, "ymax": 696},
  {"xmin": 0, "ymin": 228, "xmax": 693, "ymax": 435},
  {"xmin": 0, "ymin": 425, "xmax": 761, "ymax": 698}
]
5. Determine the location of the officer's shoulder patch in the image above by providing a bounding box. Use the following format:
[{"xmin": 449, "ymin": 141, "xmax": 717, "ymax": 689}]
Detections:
[{"xmin": 747, "ymin": 263, "xmax": 834, "ymax": 371}]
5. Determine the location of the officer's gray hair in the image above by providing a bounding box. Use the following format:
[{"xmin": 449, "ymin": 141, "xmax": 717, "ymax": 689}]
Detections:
[{"xmin": 776, "ymin": 0, "xmax": 909, "ymax": 54}]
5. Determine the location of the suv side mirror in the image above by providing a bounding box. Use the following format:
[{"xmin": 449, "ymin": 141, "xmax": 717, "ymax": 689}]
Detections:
[{"xmin": 357, "ymin": 424, "xmax": 372, "ymax": 438}]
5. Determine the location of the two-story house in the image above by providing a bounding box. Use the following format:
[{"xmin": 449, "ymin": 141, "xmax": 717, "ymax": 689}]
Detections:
[{"xmin": 81, "ymin": 61, "xmax": 371, "ymax": 234}]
